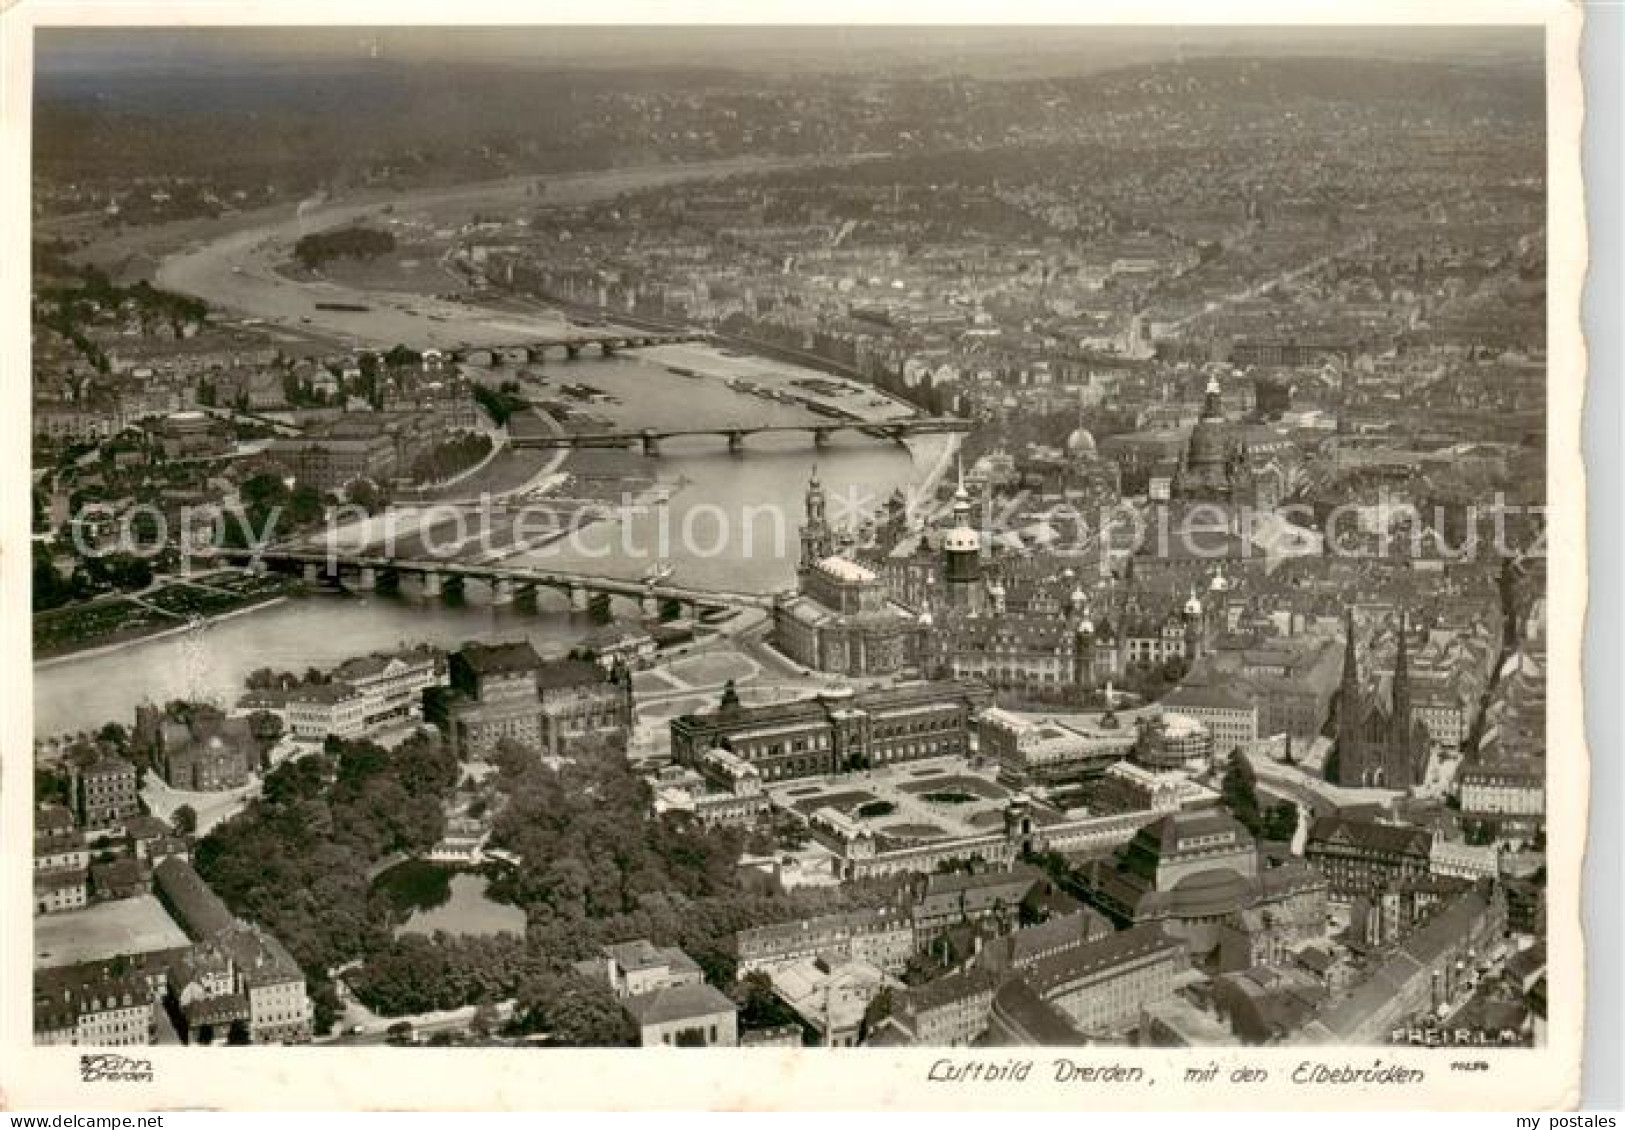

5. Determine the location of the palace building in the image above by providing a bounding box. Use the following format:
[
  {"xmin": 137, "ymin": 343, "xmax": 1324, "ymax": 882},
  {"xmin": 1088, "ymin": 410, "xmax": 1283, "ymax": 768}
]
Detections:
[{"xmin": 669, "ymin": 680, "xmax": 993, "ymax": 782}]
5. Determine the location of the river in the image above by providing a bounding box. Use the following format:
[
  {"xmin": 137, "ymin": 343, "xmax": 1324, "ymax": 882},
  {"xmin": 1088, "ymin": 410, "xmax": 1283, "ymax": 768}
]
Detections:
[
  {"xmin": 36, "ymin": 163, "xmax": 951, "ymax": 738},
  {"xmin": 34, "ymin": 405, "xmax": 943, "ymax": 736}
]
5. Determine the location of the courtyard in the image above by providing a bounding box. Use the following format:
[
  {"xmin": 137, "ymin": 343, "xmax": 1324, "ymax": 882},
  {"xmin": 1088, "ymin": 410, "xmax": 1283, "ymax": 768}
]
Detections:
[
  {"xmin": 34, "ymin": 895, "xmax": 192, "ymax": 970},
  {"xmin": 767, "ymin": 755, "xmax": 1018, "ymax": 845}
]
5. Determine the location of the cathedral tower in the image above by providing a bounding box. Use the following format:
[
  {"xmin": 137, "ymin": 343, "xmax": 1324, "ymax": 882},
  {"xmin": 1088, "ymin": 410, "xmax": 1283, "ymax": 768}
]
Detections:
[{"xmin": 799, "ymin": 466, "xmax": 833, "ymax": 573}]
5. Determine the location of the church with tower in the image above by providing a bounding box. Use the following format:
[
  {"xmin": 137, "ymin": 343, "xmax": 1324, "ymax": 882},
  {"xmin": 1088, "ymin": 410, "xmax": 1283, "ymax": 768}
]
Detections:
[
  {"xmin": 1334, "ymin": 610, "xmax": 1432, "ymax": 791},
  {"xmin": 773, "ymin": 467, "xmax": 928, "ymax": 677}
]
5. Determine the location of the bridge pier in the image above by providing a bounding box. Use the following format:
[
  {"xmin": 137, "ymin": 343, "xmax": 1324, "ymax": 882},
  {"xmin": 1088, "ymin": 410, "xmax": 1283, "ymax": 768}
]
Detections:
[
  {"xmin": 421, "ymin": 571, "xmax": 443, "ymax": 599},
  {"xmin": 357, "ymin": 566, "xmax": 377, "ymax": 591},
  {"xmin": 303, "ymin": 562, "xmax": 322, "ymax": 584},
  {"xmin": 640, "ymin": 592, "xmax": 661, "ymax": 619},
  {"xmin": 490, "ymin": 578, "xmax": 516, "ymax": 606},
  {"xmin": 726, "ymin": 431, "xmax": 745, "ymax": 455},
  {"xmin": 641, "ymin": 431, "xmax": 661, "ymax": 457},
  {"xmin": 813, "ymin": 428, "xmax": 832, "ymax": 449},
  {"xmin": 248, "ymin": 558, "xmax": 268, "ymax": 576},
  {"xmin": 565, "ymin": 344, "xmax": 581, "ymax": 361},
  {"xmin": 599, "ymin": 341, "xmax": 617, "ymax": 357},
  {"xmin": 569, "ymin": 584, "xmax": 590, "ymax": 613}
]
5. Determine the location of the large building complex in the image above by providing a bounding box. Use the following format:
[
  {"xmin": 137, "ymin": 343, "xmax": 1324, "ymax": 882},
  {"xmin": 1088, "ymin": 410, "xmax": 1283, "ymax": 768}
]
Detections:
[
  {"xmin": 432, "ymin": 641, "xmax": 634, "ymax": 758},
  {"xmin": 669, "ymin": 680, "xmax": 993, "ymax": 782}
]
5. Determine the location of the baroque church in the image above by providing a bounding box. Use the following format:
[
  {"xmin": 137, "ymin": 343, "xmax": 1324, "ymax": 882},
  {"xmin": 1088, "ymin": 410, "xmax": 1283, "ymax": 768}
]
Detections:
[{"xmin": 1170, "ymin": 374, "xmax": 1279, "ymax": 512}]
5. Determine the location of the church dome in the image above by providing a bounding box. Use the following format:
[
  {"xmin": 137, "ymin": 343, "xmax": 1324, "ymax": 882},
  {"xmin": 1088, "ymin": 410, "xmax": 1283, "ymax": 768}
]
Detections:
[
  {"xmin": 1210, "ymin": 570, "xmax": 1231, "ymax": 593},
  {"xmin": 1065, "ymin": 426, "xmax": 1098, "ymax": 460},
  {"xmin": 943, "ymin": 525, "xmax": 981, "ymax": 554},
  {"xmin": 1183, "ymin": 590, "xmax": 1204, "ymax": 617},
  {"xmin": 1186, "ymin": 418, "xmax": 1229, "ymax": 469},
  {"xmin": 1186, "ymin": 374, "xmax": 1230, "ymax": 468}
]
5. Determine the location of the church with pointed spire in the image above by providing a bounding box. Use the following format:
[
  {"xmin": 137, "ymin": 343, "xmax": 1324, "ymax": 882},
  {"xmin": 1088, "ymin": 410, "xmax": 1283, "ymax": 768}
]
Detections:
[{"xmin": 1333, "ymin": 609, "xmax": 1432, "ymax": 791}]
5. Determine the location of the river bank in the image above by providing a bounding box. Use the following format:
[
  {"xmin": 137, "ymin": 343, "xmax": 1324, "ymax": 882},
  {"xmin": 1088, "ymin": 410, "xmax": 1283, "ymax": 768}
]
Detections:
[
  {"xmin": 33, "ymin": 579, "xmax": 296, "ymax": 666},
  {"xmin": 35, "ymin": 157, "xmax": 947, "ymax": 739}
]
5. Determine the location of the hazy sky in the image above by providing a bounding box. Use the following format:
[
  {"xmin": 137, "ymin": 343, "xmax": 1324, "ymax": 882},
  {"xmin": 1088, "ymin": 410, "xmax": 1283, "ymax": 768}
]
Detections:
[{"xmin": 37, "ymin": 25, "xmax": 1542, "ymax": 79}]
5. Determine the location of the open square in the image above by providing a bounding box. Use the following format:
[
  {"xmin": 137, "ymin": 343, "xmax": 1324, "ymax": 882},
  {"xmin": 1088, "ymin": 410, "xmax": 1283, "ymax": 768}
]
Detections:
[{"xmin": 34, "ymin": 895, "xmax": 191, "ymax": 970}]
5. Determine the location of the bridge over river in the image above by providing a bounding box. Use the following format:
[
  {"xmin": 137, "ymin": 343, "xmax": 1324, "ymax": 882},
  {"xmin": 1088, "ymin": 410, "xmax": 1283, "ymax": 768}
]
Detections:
[
  {"xmin": 427, "ymin": 331, "xmax": 706, "ymax": 363},
  {"xmin": 506, "ymin": 416, "xmax": 971, "ymax": 455},
  {"xmin": 213, "ymin": 547, "xmax": 777, "ymax": 617}
]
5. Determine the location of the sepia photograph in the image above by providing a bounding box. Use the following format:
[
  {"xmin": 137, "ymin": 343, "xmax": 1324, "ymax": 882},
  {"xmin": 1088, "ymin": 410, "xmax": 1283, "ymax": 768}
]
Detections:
[{"xmin": 2, "ymin": 2, "xmax": 1592, "ymax": 1111}]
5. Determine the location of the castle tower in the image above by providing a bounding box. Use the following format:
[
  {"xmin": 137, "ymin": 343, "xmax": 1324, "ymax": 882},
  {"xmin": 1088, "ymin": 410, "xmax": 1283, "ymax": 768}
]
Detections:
[{"xmin": 942, "ymin": 459, "xmax": 983, "ymax": 608}]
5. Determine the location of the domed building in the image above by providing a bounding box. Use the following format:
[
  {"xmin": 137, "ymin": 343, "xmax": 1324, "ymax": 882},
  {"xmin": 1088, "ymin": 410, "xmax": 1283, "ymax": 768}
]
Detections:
[
  {"xmin": 1058, "ymin": 399, "xmax": 1122, "ymax": 504},
  {"xmin": 1065, "ymin": 425, "xmax": 1098, "ymax": 462},
  {"xmin": 1133, "ymin": 710, "xmax": 1215, "ymax": 772},
  {"xmin": 1169, "ymin": 375, "xmax": 1270, "ymax": 516}
]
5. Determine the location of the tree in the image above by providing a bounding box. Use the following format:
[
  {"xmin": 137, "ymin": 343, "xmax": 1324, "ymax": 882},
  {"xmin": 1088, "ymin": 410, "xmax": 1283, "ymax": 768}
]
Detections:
[
  {"xmin": 172, "ymin": 805, "xmax": 198, "ymax": 836},
  {"xmin": 1220, "ymin": 752, "xmax": 1263, "ymax": 836},
  {"xmin": 226, "ymin": 1019, "xmax": 252, "ymax": 1046},
  {"xmin": 859, "ymin": 986, "xmax": 894, "ymax": 1044},
  {"xmin": 345, "ymin": 478, "xmax": 387, "ymax": 515},
  {"xmin": 247, "ymin": 710, "xmax": 285, "ymax": 749},
  {"xmin": 513, "ymin": 970, "xmax": 634, "ymax": 1047},
  {"xmin": 35, "ymin": 765, "xmax": 72, "ymax": 808},
  {"xmin": 288, "ymin": 484, "xmax": 324, "ymax": 527},
  {"xmin": 1261, "ymin": 801, "xmax": 1299, "ymax": 844},
  {"xmin": 310, "ymin": 979, "xmax": 341, "ymax": 1037}
]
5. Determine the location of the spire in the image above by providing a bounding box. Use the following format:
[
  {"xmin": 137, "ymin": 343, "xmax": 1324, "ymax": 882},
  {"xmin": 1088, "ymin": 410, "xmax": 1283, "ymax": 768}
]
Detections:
[
  {"xmin": 1392, "ymin": 608, "xmax": 1412, "ymax": 740},
  {"xmin": 1339, "ymin": 611, "xmax": 1365, "ymax": 751},
  {"xmin": 951, "ymin": 456, "xmax": 972, "ymax": 523},
  {"xmin": 1341, "ymin": 608, "xmax": 1359, "ymax": 696},
  {"xmin": 1201, "ymin": 373, "xmax": 1225, "ymax": 420}
]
